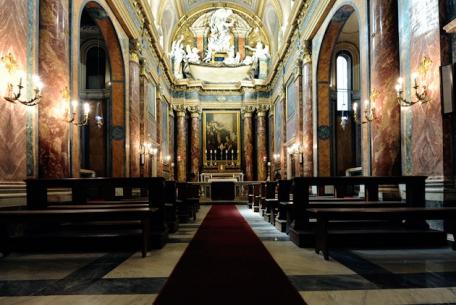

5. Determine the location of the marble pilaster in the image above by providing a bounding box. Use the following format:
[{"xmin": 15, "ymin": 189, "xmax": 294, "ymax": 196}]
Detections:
[
  {"xmin": 370, "ymin": 0, "xmax": 401, "ymax": 176},
  {"xmin": 175, "ymin": 106, "xmax": 187, "ymax": 182},
  {"xmin": 38, "ymin": 0, "xmax": 70, "ymax": 178},
  {"xmin": 129, "ymin": 41, "xmax": 141, "ymax": 177},
  {"xmin": 242, "ymin": 106, "xmax": 255, "ymax": 181},
  {"xmin": 302, "ymin": 42, "xmax": 313, "ymax": 177},
  {"xmin": 188, "ymin": 106, "xmax": 201, "ymax": 181},
  {"xmin": 256, "ymin": 105, "xmax": 269, "ymax": 181}
]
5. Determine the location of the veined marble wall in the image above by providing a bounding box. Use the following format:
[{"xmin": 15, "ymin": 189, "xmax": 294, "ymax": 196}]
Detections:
[
  {"xmin": 399, "ymin": 0, "xmax": 450, "ymax": 178},
  {"xmin": 0, "ymin": 0, "xmax": 38, "ymax": 181}
]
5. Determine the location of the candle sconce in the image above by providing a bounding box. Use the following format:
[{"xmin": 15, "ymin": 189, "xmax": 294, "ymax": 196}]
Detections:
[
  {"xmin": 353, "ymin": 90, "xmax": 378, "ymax": 125},
  {"xmin": 395, "ymin": 56, "xmax": 432, "ymax": 107},
  {"xmin": 61, "ymin": 88, "xmax": 89, "ymax": 126},
  {"xmin": 1, "ymin": 52, "xmax": 43, "ymax": 106}
]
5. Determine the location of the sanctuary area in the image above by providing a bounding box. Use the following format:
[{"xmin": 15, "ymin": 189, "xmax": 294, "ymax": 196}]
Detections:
[{"xmin": 0, "ymin": 0, "xmax": 456, "ymax": 304}]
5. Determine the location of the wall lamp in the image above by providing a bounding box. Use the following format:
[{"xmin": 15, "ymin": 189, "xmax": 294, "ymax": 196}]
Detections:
[
  {"xmin": 1, "ymin": 52, "xmax": 43, "ymax": 106},
  {"xmin": 353, "ymin": 90, "xmax": 378, "ymax": 125},
  {"xmin": 395, "ymin": 56, "xmax": 432, "ymax": 107}
]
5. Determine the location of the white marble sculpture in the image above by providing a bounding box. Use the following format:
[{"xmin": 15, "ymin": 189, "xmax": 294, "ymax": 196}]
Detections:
[
  {"xmin": 170, "ymin": 35, "xmax": 186, "ymax": 79},
  {"xmin": 224, "ymin": 50, "xmax": 241, "ymax": 65},
  {"xmin": 245, "ymin": 41, "xmax": 270, "ymax": 79},
  {"xmin": 186, "ymin": 45, "xmax": 201, "ymax": 64},
  {"xmin": 203, "ymin": 8, "xmax": 235, "ymax": 62}
]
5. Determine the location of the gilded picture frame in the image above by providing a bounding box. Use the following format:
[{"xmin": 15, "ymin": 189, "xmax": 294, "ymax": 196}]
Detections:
[{"xmin": 203, "ymin": 110, "xmax": 241, "ymax": 164}]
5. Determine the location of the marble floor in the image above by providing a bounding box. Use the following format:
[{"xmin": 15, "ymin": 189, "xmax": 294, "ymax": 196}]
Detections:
[{"xmin": 1, "ymin": 204, "xmax": 456, "ymax": 305}]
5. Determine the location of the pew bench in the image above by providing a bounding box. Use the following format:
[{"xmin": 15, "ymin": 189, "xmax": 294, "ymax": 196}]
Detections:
[
  {"xmin": 0, "ymin": 207, "xmax": 159, "ymax": 258},
  {"xmin": 307, "ymin": 207, "xmax": 456, "ymax": 260}
]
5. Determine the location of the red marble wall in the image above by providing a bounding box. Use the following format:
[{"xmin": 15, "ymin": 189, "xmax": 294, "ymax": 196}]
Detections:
[
  {"xmin": 176, "ymin": 111, "xmax": 187, "ymax": 181},
  {"xmin": 407, "ymin": 0, "xmax": 450, "ymax": 177},
  {"xmin": 243, "ymin": 112, "xmax": 254, "ymax": 180},
  {"xmin": 129, "ymin": 60, "xmax": 140, "ymax": 177},
  {"xmin": 302, "ymin": 61, "xmax": 313, "ymax": 176},
  {"xmin": 256, "ymin": 111, "xmax": 267, "ymax": 181},
  {"xmin": 0, "ymin": 0, "xmax": 28, "ymax": 180},
  {"xmin": 38, "ymin": 0, "xmax": 71, "ymax": 178},
  {"xmin": 190, "ymin": 112, "xmax": 200, "ymax": 180},
  {"xmin": 370, "ymin": 0, "xmax": 401, "ymax": 176}
]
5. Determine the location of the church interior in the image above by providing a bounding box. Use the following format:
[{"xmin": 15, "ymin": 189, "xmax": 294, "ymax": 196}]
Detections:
[{"xmin": 0, "ymin": 0, "xmax": 456, "ymax": 304}]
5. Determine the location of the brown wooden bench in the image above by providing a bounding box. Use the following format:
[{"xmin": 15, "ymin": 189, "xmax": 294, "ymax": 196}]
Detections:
[
  {"xmin": 23, "ymin": 177, "xmax": 169, "ymax": 248},
  {"xmin": 0, "ymin": 207, "xmax": 159, "ymax": 258},
  {"xmin": 307, "ymin": 207, "xmax": 456, "ymax": 260},
  {"xmin": 290, "ymin": 176, "xmax": 427, "ymax": 246}
]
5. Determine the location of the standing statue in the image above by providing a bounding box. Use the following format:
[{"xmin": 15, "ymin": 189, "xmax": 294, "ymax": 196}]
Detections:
[
  {"xmin": 245, "ymin": 41, "xmax": 270, "ymax": 79},
  {"xmin": 170, "ymin": 35, "xmax": 186, "ymax": 79}
]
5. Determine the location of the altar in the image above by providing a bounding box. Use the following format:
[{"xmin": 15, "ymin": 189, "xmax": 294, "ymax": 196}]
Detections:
[{"xmin": 200, "ymin": 172, "xmax": 244, "ymax": 182}]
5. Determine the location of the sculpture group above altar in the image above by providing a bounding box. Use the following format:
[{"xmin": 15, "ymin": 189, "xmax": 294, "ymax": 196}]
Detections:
[{"xmin": 169, "ymin": 8, "xmax": 270, "ymax": 82}]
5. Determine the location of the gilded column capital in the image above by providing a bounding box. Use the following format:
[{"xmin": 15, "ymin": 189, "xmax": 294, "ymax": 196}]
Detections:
[
  {"xmin": 187, "ymin": 105, "xmax": 201, "ymax": 118},
  {"xmin": 241, "ymin": 105, "xmax": 256, "ymax": 118},
  {"xmin": 257, "ymin": 104, "xmax": 270, "ymax": 117},
  {"xmin": 173, "ymin": 104, "xmax": 186, "ymax": 117}
]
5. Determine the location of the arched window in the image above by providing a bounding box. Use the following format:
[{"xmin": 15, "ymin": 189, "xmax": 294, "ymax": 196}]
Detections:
[
  {"xmin": 336, "ymin": 53, "xmax": 352, "ymax": 111},
  {"xmin": 86, "ymin": 46, "xmax": 106, "ymax": 89}
]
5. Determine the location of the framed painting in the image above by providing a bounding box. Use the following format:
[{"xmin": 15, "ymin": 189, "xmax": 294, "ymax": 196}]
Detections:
[{"xmin": 203, "ymin": 110, "xmax": 241, "ymax": 164}]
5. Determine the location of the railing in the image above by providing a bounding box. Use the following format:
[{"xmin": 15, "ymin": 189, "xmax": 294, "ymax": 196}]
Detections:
[{"xmin": 188, "ymin": 181, "xmax": 263, "ymax": 202}]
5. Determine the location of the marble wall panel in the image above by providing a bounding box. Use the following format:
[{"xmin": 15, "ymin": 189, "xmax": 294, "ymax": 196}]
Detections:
[
  {"xmin": 38, "ymin": 0, "xmax": 71, "ymax": 178},
  {"xmin": 370, "ymin": 0, "xmax": 401, "ymax": 176},
  {"xmin": 399, "ymin": 0, "xmax": 448, "ymax": 177},
  {"xmin": 302, "ymin": 62, "xmax": 313, "ymax": 176},
  {"xmin": 129, "ymin": 61, "xmax": 140, "ymax": 177},
  {"xmin": 0, "ymin": 0, "xmax": 29, "ymax": 180}
]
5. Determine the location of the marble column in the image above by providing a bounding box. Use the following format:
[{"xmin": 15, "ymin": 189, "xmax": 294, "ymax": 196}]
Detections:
[
  {"xmin": 175, "ymin": 105, "xmax": 187, "ymax": 182},
  {"xmin": 256, "ymin": 105, "xmax": 269, "ymax": 181},
  {"xmin": 302, "ymin": 42, "xmax": 314, "ymax": 177},
  {"xmin": 38, "ymin": 0, "xmax": 70, "ymax": 178},
  {"xmin": 370, "ymin": 0, "xmax": 401, "ymax": 176},
  {"xmin": 188, "ymin": 106, "xmax": 201, "ymax": 181},
  {"xmin": 242, "ymin": 106, "xmax": 255, "ymax": 181},
  {"xmin": 129, "ymin": 40, "xmax": 141, "ymax": 177}
]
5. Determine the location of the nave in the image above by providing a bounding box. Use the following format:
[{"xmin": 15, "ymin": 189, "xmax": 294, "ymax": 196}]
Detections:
[{"xmin": 2, "ymin": 204, "xmax": 456, "ymax": 305}]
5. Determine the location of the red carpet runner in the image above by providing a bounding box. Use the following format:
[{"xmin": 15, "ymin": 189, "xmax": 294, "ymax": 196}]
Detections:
[{"xmin": 154, "ymin": 205, "xmax": 306, "ymax": 305}]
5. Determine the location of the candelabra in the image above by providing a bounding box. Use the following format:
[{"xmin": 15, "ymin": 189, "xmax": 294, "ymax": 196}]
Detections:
[
  {"xmin": 395, "ymin": 56, "xmax": 432, "ymax": 107},
  {"xmin": 353, "ymin": 90, "xmax": 378, "ymax": 125},
  {"xmin": 1, "ymin": 52, "xmax": 43, "ymax": 106}
]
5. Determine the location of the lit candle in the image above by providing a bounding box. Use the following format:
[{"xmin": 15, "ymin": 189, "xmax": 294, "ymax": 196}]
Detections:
[
  {"xmin": 353, "ymin": 102, "xmax": 358, "ymax": 112},
  {"xmin": 83, "ymin": 102, "xmax": 90, "ymax": 115},
  {"xmin": 71, "ymin": 100, "xmax": 78, "ymax": 112}
]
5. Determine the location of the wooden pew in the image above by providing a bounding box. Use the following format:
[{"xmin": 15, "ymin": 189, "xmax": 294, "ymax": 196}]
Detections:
[
  {"xmin": 275, "ymin": 180, "xmax": 292, "ymax": 233},
  {"xmin": 289, "ymin": 176, "xmax": 428, "ymax": 246},
  {"xmin": 307, "ymin": 207, "xmax": 456, "ymax": 260},
  {"xmin": 176, "ymin": 183, "xmax": 199, "ymax": 222},
  {"xmin": 264, "ymin": 182, "xmax": 278, "ymax": 224},
  {"xmin": 247, "ymin": 184, "xmax": 254, "ymax": 209},
  {"xmin": 253, "ymin": 184, "xmax": 261, "ymax": 213},
  {"xmin": 0, "ymin": 207, "xmax": 159, "ymax": 258},
  {"xmin": 24, "ymin": 177, "xmax": 168, "ymax": 248}
]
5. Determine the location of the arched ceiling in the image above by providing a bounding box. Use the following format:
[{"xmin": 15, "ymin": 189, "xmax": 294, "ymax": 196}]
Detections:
[{"xmin": 148, "ymin": 0, "xmax": 293, "ymax": 54}]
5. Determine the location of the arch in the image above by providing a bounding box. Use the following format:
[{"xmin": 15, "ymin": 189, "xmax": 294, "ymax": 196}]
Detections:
[
  {"xmin": 316, "ymin": 4, "xmax": 359, "ymax": 176},
  {"xmin": 78, "ymin": 1, "xmax": 127, "ymax": 177},
  {"xmin": 169, "ymin": 4, "xmax": 272, "ymax": 53}
]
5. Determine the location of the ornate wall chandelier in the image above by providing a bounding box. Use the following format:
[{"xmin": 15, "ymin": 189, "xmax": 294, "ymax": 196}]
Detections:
[{"xmin": 1, "ymin": 52, "xmax": 43, "ymax": 106}]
